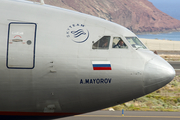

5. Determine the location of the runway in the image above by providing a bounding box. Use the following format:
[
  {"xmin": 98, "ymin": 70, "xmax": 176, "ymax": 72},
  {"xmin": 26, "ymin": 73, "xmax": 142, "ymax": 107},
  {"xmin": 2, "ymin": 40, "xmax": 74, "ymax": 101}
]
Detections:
[
  {"xmin": 169, "ymin": 61, "xmax": 180, "ymax": 70},
  {"xmin": 54, "ymin": 111, "xmax": 180, "ymax": 120},
  {"xmin": 168, "ymin": 61, "xmax": 180, "ymax": 75}
]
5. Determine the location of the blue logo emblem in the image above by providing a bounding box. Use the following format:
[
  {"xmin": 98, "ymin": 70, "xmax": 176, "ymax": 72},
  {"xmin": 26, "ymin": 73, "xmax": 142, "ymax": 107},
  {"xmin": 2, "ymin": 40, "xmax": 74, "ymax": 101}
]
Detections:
[{"xmin": 66, "ymin": 24, "xmax": 89, "ymax": 43}]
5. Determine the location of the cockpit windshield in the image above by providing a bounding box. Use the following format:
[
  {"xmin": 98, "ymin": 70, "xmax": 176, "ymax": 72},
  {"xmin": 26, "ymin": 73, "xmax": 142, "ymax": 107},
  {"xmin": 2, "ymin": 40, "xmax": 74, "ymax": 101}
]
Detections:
[{"xmin": 126, "ymin": 37, "xmax": 147, "ymax": 49}]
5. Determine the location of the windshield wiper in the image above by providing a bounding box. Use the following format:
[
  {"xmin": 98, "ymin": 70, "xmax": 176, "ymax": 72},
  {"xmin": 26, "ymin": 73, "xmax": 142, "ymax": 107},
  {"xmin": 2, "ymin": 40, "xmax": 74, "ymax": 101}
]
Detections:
[{"xmin": 136, "ymin": 46, "xmax": 143, "ymax": 50}]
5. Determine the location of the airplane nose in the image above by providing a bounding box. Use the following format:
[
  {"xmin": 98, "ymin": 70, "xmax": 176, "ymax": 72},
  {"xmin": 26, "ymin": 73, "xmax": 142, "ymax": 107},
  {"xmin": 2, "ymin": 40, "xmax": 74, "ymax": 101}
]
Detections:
[{"xmin": 143, "ymin": 56, "xmax": 175, "ymax": 94}]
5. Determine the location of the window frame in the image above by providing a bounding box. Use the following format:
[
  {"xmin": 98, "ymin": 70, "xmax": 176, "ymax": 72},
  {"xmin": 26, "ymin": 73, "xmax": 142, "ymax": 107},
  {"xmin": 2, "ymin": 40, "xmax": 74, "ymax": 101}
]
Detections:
[
  {"xmin": 112, "ymin": 36, "xmax": 128, "ymax": 49},
  {"xmin": 126, "ymin": 37, "xmax": 147, "ymax": 49},
  {"xmin": 92, "ymin": 36, "xmax": 111, "ymax": 50}
]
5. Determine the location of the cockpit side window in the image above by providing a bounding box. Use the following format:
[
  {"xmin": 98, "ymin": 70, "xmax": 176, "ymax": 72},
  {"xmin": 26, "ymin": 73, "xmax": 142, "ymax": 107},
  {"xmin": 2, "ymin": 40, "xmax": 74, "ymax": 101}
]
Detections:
[
  {"xmin": 126, "ymin": 37, "xmax": 147, "ymax": 49},
  {"xmin": 112, "ymin": 37, "xmax": 128, "ymax": 49},
  {"xmin": 92, "ymin": 36, "xmax": 110, "ymax": 49}
]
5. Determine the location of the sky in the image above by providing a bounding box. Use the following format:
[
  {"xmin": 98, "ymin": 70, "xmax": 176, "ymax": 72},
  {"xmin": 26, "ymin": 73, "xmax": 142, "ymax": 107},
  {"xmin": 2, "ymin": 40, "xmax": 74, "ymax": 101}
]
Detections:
[{"xmin": 148, "ymin": 0, "xmax": 180, "ymax": 20}]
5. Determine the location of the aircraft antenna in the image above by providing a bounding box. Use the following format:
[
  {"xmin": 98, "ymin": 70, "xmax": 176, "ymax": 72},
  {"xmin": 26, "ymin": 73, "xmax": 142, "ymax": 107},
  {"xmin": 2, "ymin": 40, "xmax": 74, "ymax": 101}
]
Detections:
[{"xmin": 40, "ymin": 0, "xmax": 45, "ymax": 5}]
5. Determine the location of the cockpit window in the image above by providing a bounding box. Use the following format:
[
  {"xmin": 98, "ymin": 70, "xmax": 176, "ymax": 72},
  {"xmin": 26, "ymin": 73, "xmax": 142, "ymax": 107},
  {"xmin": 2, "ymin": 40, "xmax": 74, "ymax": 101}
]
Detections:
[
  {"xmin": 126, "ymin": 37, "xmax": 147, "ymax": 49},
  {"xmin": 92, "ymin": 36, "xmax": 110, "ymax": 49},
  {"xmin": 112, "ymin": 37, "xmax": 128, "ymax": 49}
]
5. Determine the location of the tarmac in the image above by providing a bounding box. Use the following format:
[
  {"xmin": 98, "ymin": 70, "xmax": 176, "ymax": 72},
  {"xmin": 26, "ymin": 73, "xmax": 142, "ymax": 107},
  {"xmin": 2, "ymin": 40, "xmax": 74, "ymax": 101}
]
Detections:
[
  {"xmin": 54, "ymin": 111, "xmax": 180, "ymax": 120},
  {"xmin": 169, "ymin": 61, "xmax": 180, "ymax": 70}
]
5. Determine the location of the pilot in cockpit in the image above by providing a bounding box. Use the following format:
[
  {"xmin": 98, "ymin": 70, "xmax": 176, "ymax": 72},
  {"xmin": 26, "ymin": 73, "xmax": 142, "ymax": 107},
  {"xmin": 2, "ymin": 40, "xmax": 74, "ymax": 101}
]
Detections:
[{"xmin": 113, "ymin": 39, "xmax": 127, "ymax": 48}]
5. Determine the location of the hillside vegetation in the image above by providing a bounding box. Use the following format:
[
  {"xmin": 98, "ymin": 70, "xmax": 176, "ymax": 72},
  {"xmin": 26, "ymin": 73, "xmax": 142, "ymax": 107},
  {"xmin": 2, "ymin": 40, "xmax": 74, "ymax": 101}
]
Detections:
[{"xmin": 29, "ymin": 0, "xmax": 180, "ymax": 34}]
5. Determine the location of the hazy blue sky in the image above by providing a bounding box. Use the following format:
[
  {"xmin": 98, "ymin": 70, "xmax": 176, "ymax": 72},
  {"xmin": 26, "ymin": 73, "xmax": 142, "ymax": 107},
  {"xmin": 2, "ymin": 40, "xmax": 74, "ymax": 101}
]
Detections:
[{"xmin": 148, "ymin": 0, "xmax": 180, "ymax": 20}]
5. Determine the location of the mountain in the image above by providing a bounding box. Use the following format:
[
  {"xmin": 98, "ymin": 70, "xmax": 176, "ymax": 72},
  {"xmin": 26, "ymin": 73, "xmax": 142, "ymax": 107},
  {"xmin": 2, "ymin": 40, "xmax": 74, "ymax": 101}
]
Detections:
[{"xmin": 29, "ymin": 0, "xmax": 180, "ymax": 34}]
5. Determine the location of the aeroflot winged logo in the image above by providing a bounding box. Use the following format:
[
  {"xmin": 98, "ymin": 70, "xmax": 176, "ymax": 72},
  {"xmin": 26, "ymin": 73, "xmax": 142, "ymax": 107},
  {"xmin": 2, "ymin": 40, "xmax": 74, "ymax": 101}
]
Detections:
[{"xmin": 66, "ymin": 24, "xmax": 89, "ymax": 43}]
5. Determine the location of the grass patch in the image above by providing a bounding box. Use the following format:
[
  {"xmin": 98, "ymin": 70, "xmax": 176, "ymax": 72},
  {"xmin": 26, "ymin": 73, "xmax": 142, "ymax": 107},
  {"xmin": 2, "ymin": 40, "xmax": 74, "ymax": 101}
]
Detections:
[{"xmin": 108, "ymin": 76, "xmax": 180, "ymax": 112}]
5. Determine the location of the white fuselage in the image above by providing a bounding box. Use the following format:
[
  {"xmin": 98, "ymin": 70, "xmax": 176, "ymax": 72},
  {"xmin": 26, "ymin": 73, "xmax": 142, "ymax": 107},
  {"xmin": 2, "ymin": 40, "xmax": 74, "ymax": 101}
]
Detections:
[{"xmin": 0, "ymin": 0, "xmax": 175, "ymax": 119}]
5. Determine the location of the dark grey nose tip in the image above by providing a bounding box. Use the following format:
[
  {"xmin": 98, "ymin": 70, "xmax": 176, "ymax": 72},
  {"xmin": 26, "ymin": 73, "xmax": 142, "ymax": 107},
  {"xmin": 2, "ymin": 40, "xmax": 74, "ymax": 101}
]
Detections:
[{"xmin": 143, "ymin": 56, "xmax": 175, "ymax": 94}]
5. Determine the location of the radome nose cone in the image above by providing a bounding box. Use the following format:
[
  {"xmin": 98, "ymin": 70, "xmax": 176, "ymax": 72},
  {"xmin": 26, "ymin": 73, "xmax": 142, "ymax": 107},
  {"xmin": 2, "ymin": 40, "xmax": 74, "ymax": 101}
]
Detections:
[{"xmin": 143, "ymin": 56, "xmax": 175, "ymax": 94}]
